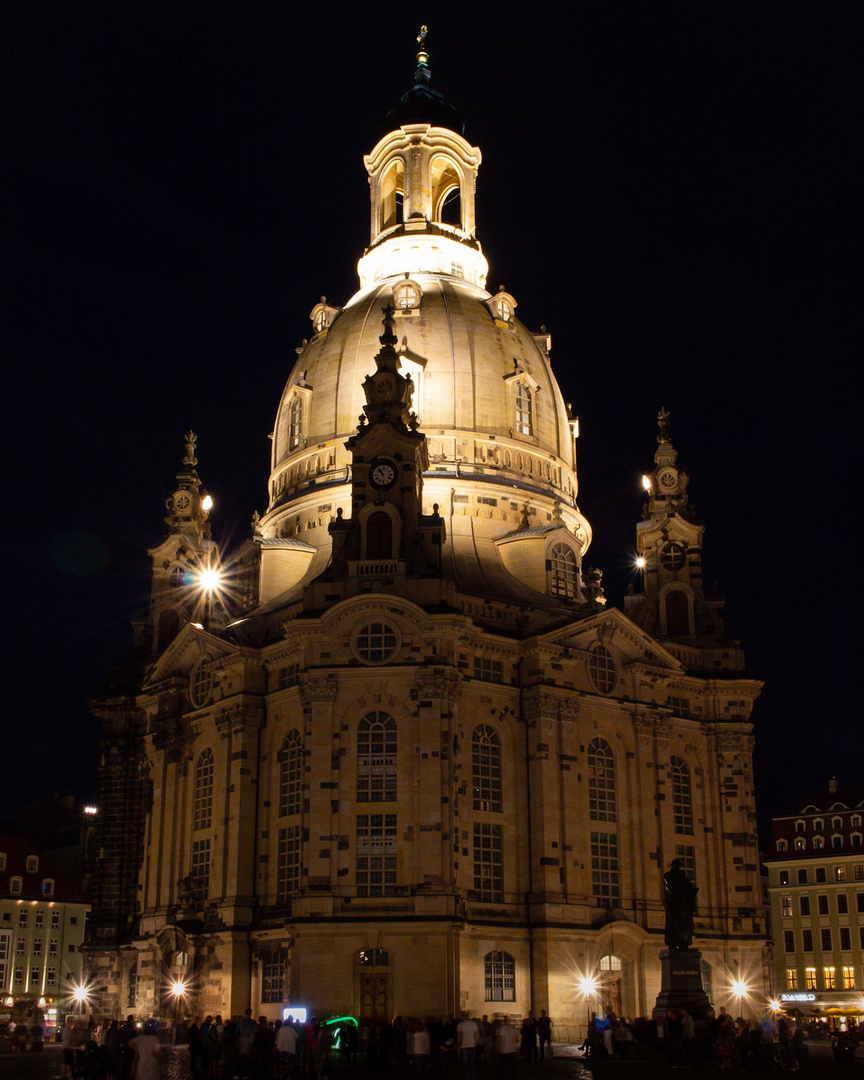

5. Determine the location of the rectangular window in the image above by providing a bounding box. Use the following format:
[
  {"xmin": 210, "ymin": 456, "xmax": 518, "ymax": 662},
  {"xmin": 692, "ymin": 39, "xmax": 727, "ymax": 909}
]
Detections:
[
  {"xmin": 798, "ymin": 869, "xmax": 808, "ymax": 884},
  {"xmin": 16, "ymin": 938, "xmax": 25, "ymax": 955},
  {"xmin": 786, "ymin": 968, "xmax": 797, "ymax": 990},
  {"xmin": 261, "ymin": 954, "xmax": 285, "ymax": 1005},
  {"xmin": 815, "ymin": 867, "xmax": 826, "ymax": 883},
  {"xmin": 838, "ymin": 893, "xmax": 849, "ymax": 914},
  {"xmin": 14, "ymin": 965, "xmax": 23, "ymax": 985},
  {"xmin": 0, "ymin": 932, "xmax": 9, "ymax": 994},
  {"xmin": 799, "ymin": 896, "xmax": 810, "ymax": 916},
  {"xmin": 821, "ymin": 928, "xmax": 832, "ymax": 951},
  {"xmin": 191, "ymin": 838, "xmax": 211, "ymax": 905},
  {"xmin": 841, "ymin": 927, "xmax": 851, "ymax": 950},
  {"xmin": 35, "ymin": 911, "xmax": 43, "ymax": 927},
  {"xmin": 843, "ymin": 966, "xmax": 856, "ymax": 990},
  {"xmin": 818, "ymin": 894, "xmax": 829, "ymax": 915},
  {"xmin": 805, "ymin": 967, "xmax": 817, "ymax": 990},
  {"xmin": 855, "ymin": 865, "xmax": 864, "ymax": 881},
  {"xmin": 835, "ymin": 864, "xmax": 846, "ymax": 879},
  {"xmin": 51, "ymin": 913, "xmax": 59, "ymax": 928},
  {"xmin": 675, "ymin": 846, "xmax": 696, "ymax": 885},
  {"xmin": 356, "ymin": 814, "xmax": 397, "ymax": 897},
  {"xmin": 18, "ymin": 911, "xmax": 27, "ymax": 927},
  {"xmin": 473, "ymin": 657, "xmax": 504, "ymax": 684},
  {"xmin": 860, "ymin": 928, "xmax": 864, "ymax": 949},
  {"xmin": 46, "ymin": 966, "xmax": 56, "ymax": 986},
  {"xmin": 858, "ymin": 893, "xmax": 864, "ymax": 913},
  {"xmin": 781, "ymin": 896, "xmax": 792, "ymax": 917},
  {"xmin": 590, "ymin": 831, "xmax": 620, "ymax": 908},
  {"xmin": 473, "ymin": 823, "xmax": 504, "ymax": 903},
  {"xmin": 49, "ymin": 940, "xmax": 58, "ymax": 957},
  {"xmin": 485, "ymin": 951, "xmax": 515, "ymax": 1002},
  {"xmin": 32, "ymin": 938, "xmax": 42, "ymax": 956},
  {"xmin": 30, "ymin": 966, "xmax": 40, "ymax": 984},
  {"xmin": 824, "ymin": 966, "xmax": 836, "ymax": 990},
  {"xmin": 802, "ymin": 929, "xmax": 813, "ymax": 952},
  {"xmin": 277, "ymin": 664, "xmax": 300, "ymax": 690},
  {"xmin": 277, "ymin": 826, "xmax": 301, "ymax": 903},
  {"xmin": 128, "ymin": 968, "xmax": 137, "ymax": 1010},
  {"xmin": 784, "ymin": 930, "xmax": 795, "ymax": 953}
]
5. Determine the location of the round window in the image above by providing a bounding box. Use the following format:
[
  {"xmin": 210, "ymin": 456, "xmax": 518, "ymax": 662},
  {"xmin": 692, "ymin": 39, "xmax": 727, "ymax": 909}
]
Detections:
[
  {"xmin": 353, "ymin": 622, "xmax": 399, "ymax": 664},
  {"xmin": 660, "ymin": 543, "xmax": 686, "ymax": 572},
  {"xmin": 588, "ymin": 644, "xmax": 617, "ymax": 695},
  {"xmin": 190, "ymin": 664, "xmax": 213, "ymax": 708}
]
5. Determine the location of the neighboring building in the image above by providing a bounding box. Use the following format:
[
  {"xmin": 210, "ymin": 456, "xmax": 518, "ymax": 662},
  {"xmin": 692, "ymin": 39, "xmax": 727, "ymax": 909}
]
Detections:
[
  {"xmin": 84, "ymin": 40, "xmax": 765, "ymax": 1031},
  {"xmin": 766, "ymin": 781, "xmax": 864, "ymax": 1024},
  {"xmin": 0, "ymin": 837, "xmax": 89, "ymax": 1028}
]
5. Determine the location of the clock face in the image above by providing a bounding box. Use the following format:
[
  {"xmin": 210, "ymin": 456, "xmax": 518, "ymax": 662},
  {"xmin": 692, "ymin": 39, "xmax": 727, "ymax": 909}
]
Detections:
[
  {"xmin": 173, "ymin": 491, "xmax": 191, "ymax": 511},
  {"xmin": 370, "ymin": 459, "xmax": 397, "ymax": 490},
  {"xmin": 659, "ymin": 468, "xmax": 678, "ymax": 491}
]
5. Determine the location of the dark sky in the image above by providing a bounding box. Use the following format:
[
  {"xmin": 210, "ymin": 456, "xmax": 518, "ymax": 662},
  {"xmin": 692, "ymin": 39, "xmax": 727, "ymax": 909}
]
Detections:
[{"xmin": 3, "ymin": 4, "xmax": 860, "ymax": 837}]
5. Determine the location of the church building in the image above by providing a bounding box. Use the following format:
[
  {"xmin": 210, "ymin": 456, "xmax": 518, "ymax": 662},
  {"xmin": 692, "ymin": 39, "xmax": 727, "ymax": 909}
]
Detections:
[{"xmin": 84, "ymin": 38, "xmax": 766, "ymax": 1035}]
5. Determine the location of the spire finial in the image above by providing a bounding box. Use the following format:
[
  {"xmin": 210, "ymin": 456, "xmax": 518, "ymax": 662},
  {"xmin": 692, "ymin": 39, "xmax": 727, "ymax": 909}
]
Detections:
[
  {"xmin": 184, "ymin": 430, "xmax": 198, "ymax": 467},
  {"xmin": 415, "ymin": 25, "xmax": 430, "ymax": 86},
  {"xmin": 657, "ymin": 406, "xmax": 671, "ymax": 445},
  {"xmin": 379, "ymin": 303, "xmax": 398, "ymax": 349}
]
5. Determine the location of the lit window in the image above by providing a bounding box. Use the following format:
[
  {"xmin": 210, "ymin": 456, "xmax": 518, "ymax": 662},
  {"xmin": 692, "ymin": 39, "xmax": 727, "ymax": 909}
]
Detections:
[
  {"xmin": 549, "ymin": 543, "xmax": 578, "ymax": 599},
  {"xmin": 591, "ymin": 831, "xmax": 620, "ymax": 907},
  {"xmin": 515, "ymin": 383, "xmax": 533, "ymax": 436},
  {"xmin": 356, "ymin": 813, "xmax": 397, "ymax": 897},
  {"xmin": 484, "ymin": 951, "xmax": 515, "ymax": 1001},
  {"xmin": 779, "ymin": 870, "xmax": 790, "ymax": 886},
  {"xmin": 805, "ymin": 967, "xmax": 816, "ymax": 989},
  {"xmin": 587, "ymin": 645, "xmax": 617, "ymax": 694},
  {"xmin": 277, "ymin": 826, "xmax": 301, "ymax": 903},
  {"xmin": 824, "ymin": 967, "xmax": 836, "ymax": 990},
  {"xmin": 671, "ymin": 758, "xmax": 694, "ymax": 835},
  {"xmin": 473, "ymin": 823, "xmax": 503, "ymax": 903},
  {"xmin": 194, "ymin": 748, "xmax": 214, "ymax": 831},
  {"xmin": 261, "ymin": 953, "xmax": 285, "ymax": 1004},
  {"xmin": 359, "ymin": 948, "xmax": 389, "ymax": 966},
  {"xmin": 588, "ymin": 738, "xmax": 616, "ymax": 822},
  {"xmin": 279, "ymin": 731, "xmax": 303, "ymax": 817},
  {"xmin": 357, "ymin": 713, "xmax": 397, "ymax": 803},
  {"xmin": 474, "ymin": 657, "xmax": 504, "ymax": 684},
  {"xmin": 786, "ymin": 969, "xmax": 797, "ymax": 990},
  {"xmin": 288, "ymin": 396, "xmax": 303, "ymax": 449},
  {"xmin": 191, "ymin": 838, "xmax": 210, "ymax": 905},
  {"xmin": 836, "ymin": 865, "xmax": 846, "ymax": 880},
  {"xmin": 355, "ymin": 622, "xmax": 398, "ymax": 664},
  {"xmin": 843, "ymin": 966, "xmax": 855, "ymax": 990},
  {"xmin": 473, "ymin": 726, "xmax": 502, "ymax": 813},
  {"xmin": 393, "ymin": 279, "xmax": 421, "ymax": 310},
  {"xmin": 781, "ymin": 896, "xmax": 792, "ymax": 917}
]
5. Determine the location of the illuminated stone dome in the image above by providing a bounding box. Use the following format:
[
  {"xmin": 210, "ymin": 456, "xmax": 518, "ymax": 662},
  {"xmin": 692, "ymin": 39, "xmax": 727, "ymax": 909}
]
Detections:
[{"xmin": 259, "ymin": 53, "xmax": 591, "ymax": 606}]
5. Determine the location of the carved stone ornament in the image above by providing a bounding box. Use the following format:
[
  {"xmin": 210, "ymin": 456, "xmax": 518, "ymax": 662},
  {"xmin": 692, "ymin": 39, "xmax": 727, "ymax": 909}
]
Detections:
[
  {"xmin": 715, "ymin": 731, "xmax": 754, "ymax": 754},
  {"xmin": 632, "ymin": 713, "xmax": 673, "ymax": 741},
  {"xmin": 214, "ymin": 702, "xmax": 265, "ymax": 739},
  {"xmin": 414, "ymin": 672, "xmax": 461, "ymax": 704},
  {"xmin": 151, "ymin": 717, "xmax": 194, "ymax": 764},
  {"xmin": 177, "ymin": 875, "xmax": 196, "ymax": 908},
  {"xmin": 299, "ymin": 677, "xmax": 338, "ymax": 704},
  {"xmin": 523, "ymin": 690, "xmax": 560, "ymax": 722}
]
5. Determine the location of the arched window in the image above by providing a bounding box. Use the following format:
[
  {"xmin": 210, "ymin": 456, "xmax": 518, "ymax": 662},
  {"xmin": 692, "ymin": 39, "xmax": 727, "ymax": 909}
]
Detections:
[
  {"xmin": 380, "ymin": 159, "xmax": 404, "ymax": 231},
  {"xmin": 549, "ymin": 543, "xmax": 578, "ymax": 599},
  {"xmin": 588, "ymin": 738, "xmax": 616, "ymax": 821},
  {"xmin": 366, "ymin": 511, "xmax": 393, "ymax": 560},
  {"xmin": 279, "ymin": 730, "xmax": 303, "ymax": 817},
  {"xmin": 515, "ymin": 383, "xmax": 533, "ymax": 435},
  {"xmin": 156, "ymin": 609, "xmax": 180, "ymax": 652},
  {"xmin": 288, "ymin": 396, "xmax": 303, "ymax": 449},
  {"xmin": 664, "ymin": 589, "xmax": 690, "ymax": 636},
  {"xmin": 600, "ymin": 954, "xmax": 622, "ymax": 972},
  {"xmin": 430, "ymin": 157, "xmax": 461, "ymax": 227},
  {"xmin": 472, "ymin": 726, "xmax": 502, "ymax": 813},
  {"xmin": 671, "ymin": 757, "xmax": 694, "ymax": 835},
  {"xmin": 357, "ymin": 712, "xmax": 397, "ymax": 802},
  {"xmin": 484, "ymin": 951, "xmax": 515, "ymax": 1001},
  {"xmin": 194, "ymin": 748, "xmax": 214, "ymax": 831}
]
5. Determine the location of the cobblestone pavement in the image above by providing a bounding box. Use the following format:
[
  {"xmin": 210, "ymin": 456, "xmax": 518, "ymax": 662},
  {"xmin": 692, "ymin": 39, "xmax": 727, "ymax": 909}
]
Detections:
[{"xmin": 0, "ymin": 1040, "xmax": 842, "ymax": 1080}]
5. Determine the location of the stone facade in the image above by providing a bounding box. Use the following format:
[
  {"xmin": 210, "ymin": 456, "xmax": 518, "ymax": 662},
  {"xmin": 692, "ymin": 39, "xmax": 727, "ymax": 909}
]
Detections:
[{"xmin": 84, "ymin": 43, "xmax": 766, "ymax": 1033}]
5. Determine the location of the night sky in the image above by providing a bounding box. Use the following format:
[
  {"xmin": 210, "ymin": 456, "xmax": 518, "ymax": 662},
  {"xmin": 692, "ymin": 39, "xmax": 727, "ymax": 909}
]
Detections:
[{"xmin": 3, "ymin": 4, "xmax": 860, "ymax": 839}]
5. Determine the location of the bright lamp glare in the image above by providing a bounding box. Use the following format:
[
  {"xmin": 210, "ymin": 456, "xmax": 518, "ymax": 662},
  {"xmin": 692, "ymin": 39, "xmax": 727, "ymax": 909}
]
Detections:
[
  {"xmin": 635, "ymin": 556, "xmax": 646, "ymax": 569},
  {"xmin": 642, "ymin": 474, "xmax": 652, "ymax": 491},
  {"xmin": 577, "ymin": 975, "xmax": 598, "ymax": 996},
  {"xmin": 72, "ymin": 986, "xmax": 89, "ymax": 1003},
  {"xmin": 202, "ymin": 495, "xmax": 213, "ymax": 512},
  {"xmin": 199, "ymin": 568, "xmax": 221, "ymax": 592},
  {"xmin": 731, "ymin": 979, "xmax": 749, "ymax": 999},
  {"xmin": 769, "ymin": 1000, "xmax": 781, "ymax": 1013},
  {"xmin": 171, "ymin": 981, "xmax": 186, "ymax": 997}
]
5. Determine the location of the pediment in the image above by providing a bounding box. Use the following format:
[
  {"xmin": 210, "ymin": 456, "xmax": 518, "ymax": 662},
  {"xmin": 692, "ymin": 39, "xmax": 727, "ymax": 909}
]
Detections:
[
  {"xmin": 538, "ymin": 607, "xmax": 685, "ymax": 672},
  {"xmin": 142, "ymin": 622, "xmax": 236, "ymax": 689}
]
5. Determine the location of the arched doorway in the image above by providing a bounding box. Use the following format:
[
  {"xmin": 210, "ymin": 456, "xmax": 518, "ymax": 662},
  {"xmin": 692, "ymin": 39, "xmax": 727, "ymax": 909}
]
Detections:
[
  {"xmin": 356, "ymin": 948, "xmax": 390, "ymax": 1021},
  {"xmin": 599, "ymin": 954, "xmax": 623, "ymax": 1017}
]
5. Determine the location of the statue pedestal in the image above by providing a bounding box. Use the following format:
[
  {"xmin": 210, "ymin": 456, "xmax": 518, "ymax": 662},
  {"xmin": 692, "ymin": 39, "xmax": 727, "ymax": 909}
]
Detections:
[{"xmin": 652, "ymin": 948, "xmax": 711, "ymax": 1021}]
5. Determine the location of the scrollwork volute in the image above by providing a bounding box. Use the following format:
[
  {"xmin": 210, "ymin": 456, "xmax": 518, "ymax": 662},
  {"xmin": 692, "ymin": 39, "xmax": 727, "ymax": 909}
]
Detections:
[
  {"xmin": 299, "ymin": 677, "xmax": 338, "ymax": 704},
  {"xmin": 214, "ymin": 702, "xmax": 265, "ymax": 739}
]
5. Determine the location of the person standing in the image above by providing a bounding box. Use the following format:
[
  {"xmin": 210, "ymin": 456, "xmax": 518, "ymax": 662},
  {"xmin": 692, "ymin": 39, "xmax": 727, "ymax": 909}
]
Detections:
[
  {"xmin": 537, "ymin": 1011, "xmax": 552, "ymax": 1060},
  {"xmin": 457, "ymin": 1012, "xmax": 480, "ymax": 1080},
  {"xmin": 129, "ymin": 1021, "xmax": 163, "ymax": 1080}
]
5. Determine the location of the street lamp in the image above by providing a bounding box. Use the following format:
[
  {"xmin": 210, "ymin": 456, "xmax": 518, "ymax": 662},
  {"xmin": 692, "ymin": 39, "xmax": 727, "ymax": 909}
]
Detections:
[
  {"xmin": 72, "ymin": 984, "xmax": 89, "ymax": 1022},
  {"xmin": 170, "ymin": 980, "xmax": 187, "ymax": 1043},
  {"xmin": 578, "ymin": 975, "xmax": 599, "ymax": 1045},
  {"xmin": 731, "ymin": 979, "xmax": 749, "ymax": 1016}
]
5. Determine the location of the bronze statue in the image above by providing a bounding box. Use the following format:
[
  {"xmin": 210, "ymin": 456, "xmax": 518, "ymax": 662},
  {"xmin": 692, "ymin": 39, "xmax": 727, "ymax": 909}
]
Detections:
[{"xmin": 663, "ymin": 859, "xmax": 697, "ymax": 949}]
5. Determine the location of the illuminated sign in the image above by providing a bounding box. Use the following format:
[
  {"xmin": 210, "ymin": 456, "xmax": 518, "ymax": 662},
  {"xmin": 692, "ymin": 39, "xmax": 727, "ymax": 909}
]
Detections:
[
  {"xmin": 282, "ymin": 1007, "xmax": 308, "ymax": 1024},
  {"xmin": 779, "ymin": 993, "xmax": 817, "ymax": 1003}
]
